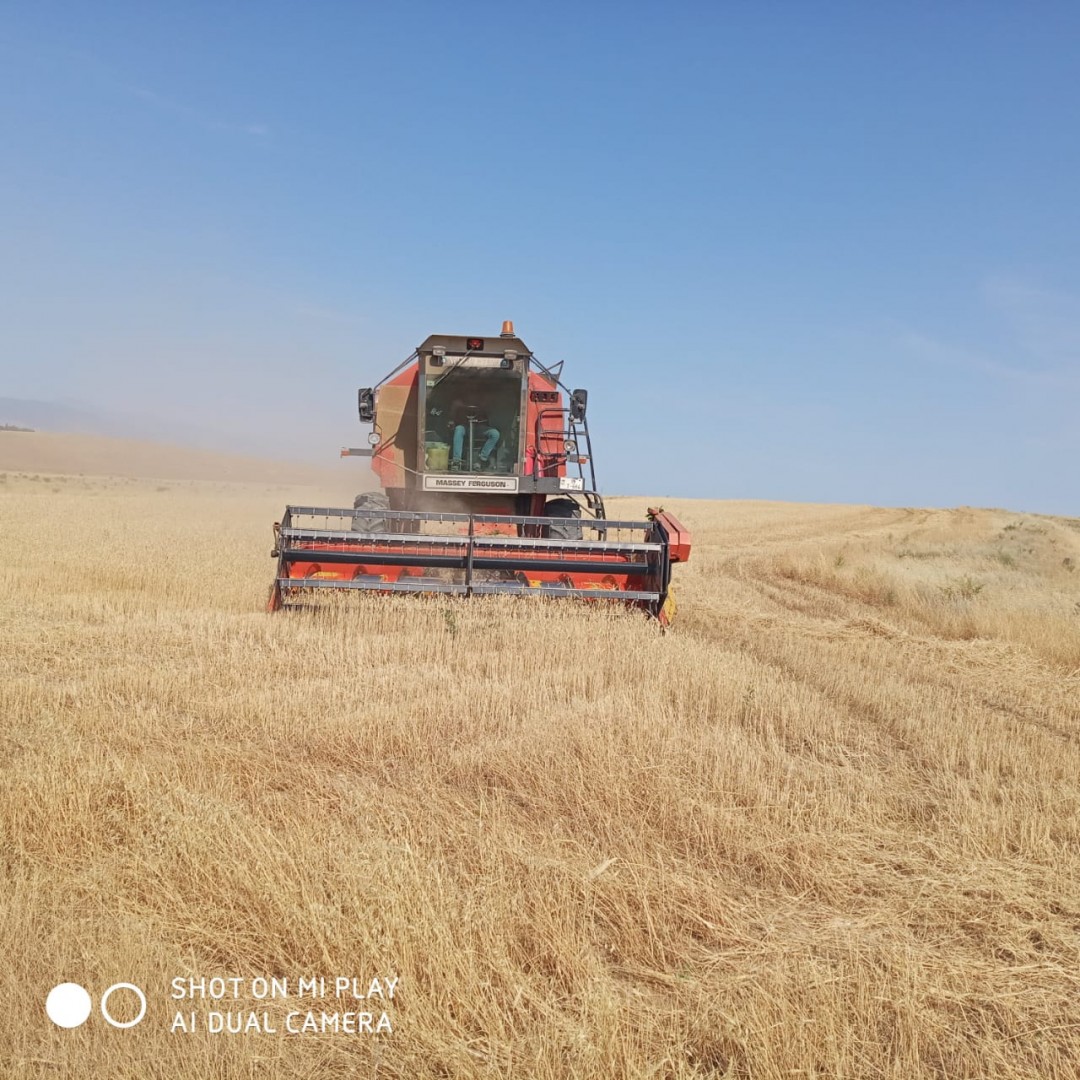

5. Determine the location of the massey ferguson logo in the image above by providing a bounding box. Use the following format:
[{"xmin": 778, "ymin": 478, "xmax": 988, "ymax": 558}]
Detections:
[{"xmin": 423, "ymin": 476, "xmax": 519, "ymax": 493}]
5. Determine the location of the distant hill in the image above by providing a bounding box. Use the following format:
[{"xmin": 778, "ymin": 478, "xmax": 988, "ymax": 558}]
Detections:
[
  {"xmin": 0, "ymin": 397, "xmax": 228, "ymax": 446},
  {"xmin": 0, "ymin": 396, "xmax": 349, "ymax": 468},
  {"xmin": 0, "ymin": 430, "xmax": 353, "ymax": 485},
  {"xmin": 0, "ymin": 398, "xmax": 106, "ymax": 433}
]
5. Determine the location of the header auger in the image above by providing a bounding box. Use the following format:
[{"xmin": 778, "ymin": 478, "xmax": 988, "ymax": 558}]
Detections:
[{"xmin": 267, "ymin": 323, "xmax": 690, "ymax": 623}]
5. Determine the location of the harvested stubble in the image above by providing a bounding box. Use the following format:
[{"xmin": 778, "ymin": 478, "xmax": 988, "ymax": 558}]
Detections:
[{"xmin": 2, "ymin": 479, "xmax": 1079, "ymax": 1079}]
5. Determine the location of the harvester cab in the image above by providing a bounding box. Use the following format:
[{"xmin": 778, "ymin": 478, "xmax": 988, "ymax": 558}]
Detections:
[
  {"xmin": 268, "ymin": 323, "xmax": 691, "ymax": 623},
  {"xmin": 348, "ymin": 321, "xmax": 600, "ymax": 519}
]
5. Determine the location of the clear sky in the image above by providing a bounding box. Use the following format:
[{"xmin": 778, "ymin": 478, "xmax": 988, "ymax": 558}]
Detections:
[{"xmin": 2, "ymin": 2, "xmax": 1078, "ymax": 513}]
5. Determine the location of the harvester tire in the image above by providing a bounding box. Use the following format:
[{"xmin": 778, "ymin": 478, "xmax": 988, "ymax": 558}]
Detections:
[
  {"xmin": 543, "ymin": 498, "xmax": 583, "ymax": 541},
  {"xmin": 351, "ymin": 491, "xmax": 390, "ymax": 533}
]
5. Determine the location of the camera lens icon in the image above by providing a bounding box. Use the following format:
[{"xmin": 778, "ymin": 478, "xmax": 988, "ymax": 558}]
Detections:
[{"xmin": 46, "ymin": 982, "xmax": 147, "ymax": 1029}]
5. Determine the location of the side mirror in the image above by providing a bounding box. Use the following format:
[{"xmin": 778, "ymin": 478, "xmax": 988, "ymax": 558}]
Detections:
[
  {"xmin": 570, "ymin": 388, "xmax": 588, "ymax": 421},
  {"xmin": 358, "ymin": 388, "xmax": 374, "ymax": 423}
]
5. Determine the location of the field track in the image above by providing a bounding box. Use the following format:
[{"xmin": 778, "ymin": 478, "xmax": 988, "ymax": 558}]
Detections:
[{"xmin": 2, "ymin": 448, "xmax": 1078, "ymax": 1079}]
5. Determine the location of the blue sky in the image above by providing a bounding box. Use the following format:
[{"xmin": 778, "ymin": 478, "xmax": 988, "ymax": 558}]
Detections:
[{"xmin": 1, "ymin": 2, "xmax": 1077, "ymax": 513}]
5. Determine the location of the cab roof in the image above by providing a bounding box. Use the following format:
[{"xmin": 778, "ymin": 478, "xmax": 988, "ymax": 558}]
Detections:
[{"xmin": 417, "ymin": 333, "xmax": 532, "ymax": 358}]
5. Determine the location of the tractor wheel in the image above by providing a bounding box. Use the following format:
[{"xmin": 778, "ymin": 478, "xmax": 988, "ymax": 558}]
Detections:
[
  {"xmin": 543, "ymin": 498, "xmax": 583, "ymax": 541},
  {"xmin": 351, "ymin": 491, "xmax": 391, "ymax": 533}
]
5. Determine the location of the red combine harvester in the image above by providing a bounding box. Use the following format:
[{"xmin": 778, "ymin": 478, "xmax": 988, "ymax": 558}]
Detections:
[{"xmin": 267, "ymin": 323, "xmax": 691, "ymax": 623}]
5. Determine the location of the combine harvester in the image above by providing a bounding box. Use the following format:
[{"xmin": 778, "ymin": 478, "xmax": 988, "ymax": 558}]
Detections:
[{"xmin": 267, "ymin": 323, "xmax": 690, "ymax": 623}]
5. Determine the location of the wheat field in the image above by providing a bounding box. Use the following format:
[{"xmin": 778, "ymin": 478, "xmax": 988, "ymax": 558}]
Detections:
[{"xmin": 2, "ymin": 456, "xmax": 1079, "ymax": 1079}]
